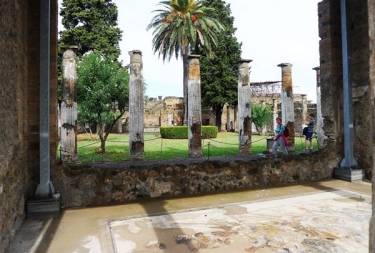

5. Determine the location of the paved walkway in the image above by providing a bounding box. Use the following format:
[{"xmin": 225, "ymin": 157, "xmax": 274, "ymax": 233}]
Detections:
[{"xmin": 6, "ymin": 179, "xmax": 372, "ymax": 253}]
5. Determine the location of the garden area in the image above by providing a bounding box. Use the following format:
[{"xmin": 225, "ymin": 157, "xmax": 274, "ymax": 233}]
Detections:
[{"xmin": 61, "ymin": 132, "xmax": 318, "ymax": 163}]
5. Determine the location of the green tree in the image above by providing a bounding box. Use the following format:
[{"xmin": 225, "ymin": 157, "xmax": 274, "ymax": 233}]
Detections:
[
  {"xmin": 251, "ymin": 103, "xmax": 273, "ymax": 134},
  {"xmin": 59, "ymin": 0, "xmax": 122, "ymax": 59},
  {"xmin": 77, "ymin": 51, "xmax": 129, "ymax": 152},
  {"xmin": 58, "ymin": 0, "xmax": 123, "ymax": 102},
  {"xmin": 198, "ymin": 0, "xmax": 242, "ymax": 131},
  {"xmin": 147, "ymin": 0, "xmax": 224, "ymax": 125}
]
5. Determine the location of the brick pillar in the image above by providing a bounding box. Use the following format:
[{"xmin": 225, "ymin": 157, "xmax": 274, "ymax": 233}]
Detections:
[
  {"xmin": 238, "ymin": 59, "xmax": 252, "ymax": 154},
  {"xmin": 187, "ymin": 55, "xmax": 202, "ymax": 158},
  {"xmin": 129, "ymin": 50, "xmax": 144, "ymax": 161},
  {"xmin": 318, "ymin": 0, "xmax": 342, "ymax": 143},
  {"xmin": 60, "ymin": 46, "xmax": 78, "ymax": 163},
  {"xmin": 277, "ymin": 63, "xmax": 295, "ymax": 151}
]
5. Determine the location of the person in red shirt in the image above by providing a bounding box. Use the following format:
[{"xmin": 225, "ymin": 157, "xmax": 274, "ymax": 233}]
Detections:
[{"xmin": 272, "ymin": 117, "xmax": 288, "ymax": 155}]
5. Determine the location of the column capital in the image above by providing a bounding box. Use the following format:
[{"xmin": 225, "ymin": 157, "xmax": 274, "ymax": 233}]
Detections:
[
  {"xmin": 129, "ymin": 50, "xmax": 142, "ymax": 63},
  {"xmin": 277, "ymin": 63, "xmax": 293, "ymax": 68},
  {"xmin": 239, "ymin": 59, "xmax": 253, "ymax": 64},
  {"xmin": 60, "ymin": 45, "xmax": 78, "ymax": 50},
  {"xmin": 188, "ymin": 54, "xmax": 201, "ymax": 59},
  {"xmin": 129, "ymin": 50, "xmax": 142, "ymax": 56}
]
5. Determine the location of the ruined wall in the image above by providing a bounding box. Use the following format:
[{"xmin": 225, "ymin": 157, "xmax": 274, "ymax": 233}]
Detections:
[
  {"xmin": 27, "ymin": 0, "xmax": 59, "ymax": 191},
  {"xmin": 117, "ymin": 94, "xmax": 315, "ymax": 135},
  {"xmin": 318, "ymin": 0, "xmax": 372, "ymax": 178},
  {"xmin": 52, "ymin": 149, "xmax": 338, "ymax": 208},
  {"xmin": 0, "ymin": 1, "xmax": 29, "ymax": 251},
  {"xmin": 347, "ymin": 0, "xmax": 372, "ymax": 178},
  {"xmin": 0, "ymin": 0, "xmax": 59, "ymax": 251},
  {"xmin": 318, "ymin": 0, "xmax": 344, "ymax": 160}
]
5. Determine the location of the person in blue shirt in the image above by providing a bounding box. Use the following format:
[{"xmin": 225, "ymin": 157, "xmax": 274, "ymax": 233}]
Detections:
[
  {"xmin": 304, "ymin": 114, "xmax": 315, "ymax": 151},
  {"xmin": 272, "ymin": 117, "xmax": 288, "ymax": 155}
]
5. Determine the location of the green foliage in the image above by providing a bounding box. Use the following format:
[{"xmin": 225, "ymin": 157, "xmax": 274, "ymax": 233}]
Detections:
[
  {"xmin": 77, "ymin": 51, "xmax": 129, "ymax": 151},
  {"xmin": 160, "ymin": 126, "xmax": 218, "ymax": 139},
  {"xmin": 197, "ymin": 0, "xmax": 242, "ymax": 130},
  {"xmin": 59, "ymin": 0, "xmax": 122, "ymax": 59},
  {"xmin": 147, "ymin": 0, "xmax": 225, "ymax": 124},
  {"xmin": 58, "ymin": 0, "xmax": 123, "ymax": 101},
  {"xmin": 201, "ymin": 126, "xmax": 218, "ymax": 138},
  {"xmin": 147, "ymin": 0, "xmax": 224, "ymax": 61},
  {"xmin": 251, "ymin": 103, "xmax": 273, "ymax": 134},
  {"xmin": 160, "ymin": 126, "xmax": 188, "ymax": 139}
]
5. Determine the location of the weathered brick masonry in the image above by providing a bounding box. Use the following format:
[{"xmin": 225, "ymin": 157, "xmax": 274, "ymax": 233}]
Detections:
[
  {"xmin": 318, "ymin": 0, "xmax": 372, "ymax": 178},
  {"xmin": 0, "ymin": 1, "xmax": 29, "ymax": 250},
  {"xmin": 53, "ymin": 150, "xmax": 338, "ymax": 208},
  {"xmin": 0, "ymin": 0, "xmax": 58, "ymax": 251}
]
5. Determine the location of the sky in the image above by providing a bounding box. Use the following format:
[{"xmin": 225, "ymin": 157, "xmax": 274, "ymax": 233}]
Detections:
[{"xmin": 58, "ymin": 0, "xmax": 321, "ymax": 102}]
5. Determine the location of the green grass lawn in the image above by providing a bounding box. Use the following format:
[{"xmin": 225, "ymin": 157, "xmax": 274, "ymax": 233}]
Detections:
[{"xmin": 68, "ymin": 132, "xmax": 318, "ymax": 163}]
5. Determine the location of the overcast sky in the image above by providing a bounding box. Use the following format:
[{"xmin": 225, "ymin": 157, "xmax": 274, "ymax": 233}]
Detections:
[{"xmin": 59, "ymin": 0, "xmax": 321, "ymax": 102}]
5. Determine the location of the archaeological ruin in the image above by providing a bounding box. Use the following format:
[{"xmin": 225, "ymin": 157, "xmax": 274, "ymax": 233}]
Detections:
[{"xmin": 0, "ymin": 0, "xmax": 374, "ymax": 251}]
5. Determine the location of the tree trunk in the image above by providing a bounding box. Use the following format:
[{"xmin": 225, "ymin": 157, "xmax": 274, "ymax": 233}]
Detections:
[
  {"xmin": 214, "ymin": 104, "xmax": 223, "ymax": 131},
  {"xmin": 98, "ymin": 123, "xmax": 106, "ymax": 152},
  {"xmin": 100, "ymin": 138, "xmax": 106, "ymax": 153},
  {"xmin": 183, "ymin": 53, "xmax": 189, "ymax": 126}
]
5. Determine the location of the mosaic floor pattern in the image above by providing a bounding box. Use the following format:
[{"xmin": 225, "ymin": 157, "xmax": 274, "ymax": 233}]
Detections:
[{"xmin": 110, "ymin": 190, "xmax": 370, "ymax": 253}]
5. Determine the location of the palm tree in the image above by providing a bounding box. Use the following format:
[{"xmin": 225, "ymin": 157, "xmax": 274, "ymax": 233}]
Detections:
[{"xmin": 147, "ymin": 0, "xmax": 224, "ymax": 125}]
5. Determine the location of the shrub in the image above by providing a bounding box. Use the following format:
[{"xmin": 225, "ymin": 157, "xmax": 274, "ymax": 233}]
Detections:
[{"xmin": 160, "ymin": 126, "xmax": 218, "ymax": 139}]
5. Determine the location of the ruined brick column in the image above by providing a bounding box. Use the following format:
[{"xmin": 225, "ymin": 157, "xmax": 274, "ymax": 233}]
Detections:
[
  {"xmin": 129, "ymin": 50, "xmax": 144, "ymax": 160},
  {"xmin": 272, "ymin": 98, "xmax": 278, "ymax": 131},
  {"xmin": 313, "ymin": 66, "xmax": 326, "ymax": 148},
  {"xmin": 187, "ymin": 55, "xmax": 202, "ymax": 158},
  {"xmin": 238, "ymin": 59, "xmax": 252, "ymax": 154},
  {"xmin": 277, "ymin": 63, "xmax": 295, "ymax": 151},
  {"xmin": 60, "ymin": 46, "xmax": 78, "ymax": 163}
]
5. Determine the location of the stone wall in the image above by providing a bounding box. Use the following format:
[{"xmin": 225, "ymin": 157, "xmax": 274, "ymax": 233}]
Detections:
[
  {"xmin": 318, "ymin": 0, "xmax": 372, "ymax": 178},
  {"xmin": 0, "ymin": 0, "xmax": 59, "ymax": 251},
  {"xmin": 0, "ymin": 1, "xmax": 29, "ymax": 251},
  {"xmin": 114, "ymin": 94, "xmax": 316, "ymax": 135},
  {"xmin": 52, "ymin": 149, "xmax": 338, "ymax": 208},
  {"xmin": 348, "ymin": 0, "xmax": 372, "ymax": 178}
]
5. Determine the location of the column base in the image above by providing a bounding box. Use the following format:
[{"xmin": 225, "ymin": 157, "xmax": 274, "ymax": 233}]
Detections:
[
  {"xmin": 334, "ymin": 168, "xmax": 364, "ymax": 182},
  {"xmin": 27, "ymin": 193, "xmax": 61, "ymax": 219}
]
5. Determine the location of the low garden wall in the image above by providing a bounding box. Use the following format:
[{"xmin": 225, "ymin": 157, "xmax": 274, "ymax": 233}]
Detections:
[{"xmin": 52, "ymin": 148, "xmax": 340, "ymax": 208}]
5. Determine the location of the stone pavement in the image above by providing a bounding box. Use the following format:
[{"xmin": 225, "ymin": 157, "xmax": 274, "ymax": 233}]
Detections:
[{"xmin": 6, "ymin": 179, "xmax": 372, "ymax": 253}]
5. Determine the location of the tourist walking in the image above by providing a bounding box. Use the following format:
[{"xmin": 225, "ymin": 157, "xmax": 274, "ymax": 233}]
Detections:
[{"xmin": 304, "ymin": 114, "xmax": 315, "ymax": 151}]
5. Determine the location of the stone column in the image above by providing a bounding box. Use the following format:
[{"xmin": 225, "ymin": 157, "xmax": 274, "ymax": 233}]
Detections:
[
  {"xmin": 261, "ymin": 101, "xmax": 267, "ymax": 134},
  {"xmin": 301, "ymin": 94, "xmax": 307, "ymax": 133},
  {"xmin": 117, "ymin": 118, "xmax": 123, "ymax": 133},
  {"xmin": 226, "ymin": 104, "xmax": 230, "ymax": 131},
  {"xmin": 187, "ymin": 55, "xmax": 202, "ymax": 158},
  {"xmin": 60, "ymin": 46, "xmax": 78, "ymax": 163},
  {"xmin": 272, "ymin": 98, "xmax": 278, "ymax": 131},
  {"xmin": 313, "ymin": 67, "xmax": 326, "ymax": 148},
  {"xmin": 129, "ymin": 50, "xmax": 144, "ymax": 160},
  {"xmin": 277, "ymin": 63, "xmax": 295, "ymax": 151},
  {"xmin": 238, "ymin": 59, "xmax": 252, "ymax": 154}
]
